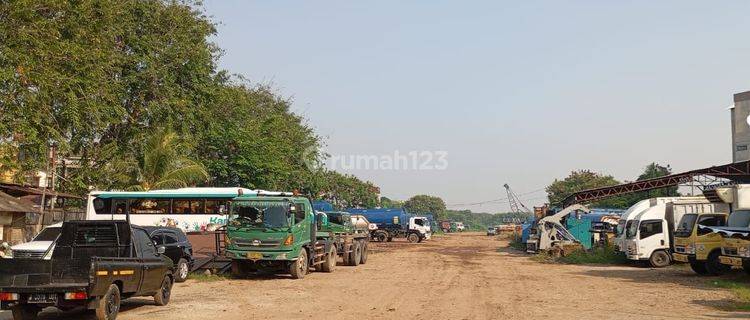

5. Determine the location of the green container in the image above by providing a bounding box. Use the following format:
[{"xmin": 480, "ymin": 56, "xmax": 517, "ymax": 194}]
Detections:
[{"xmin": 566, "ymin": 218, "xmax": 592, "ymax": 249}]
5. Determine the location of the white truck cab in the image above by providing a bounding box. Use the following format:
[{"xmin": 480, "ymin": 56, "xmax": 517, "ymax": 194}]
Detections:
[
  {"xmin": 615, "ymin": 197, "xmax": 685, "ymax": 253},
  {"xmin": 8, "ymin": 222, "xmax": 62, "ymax": 260},
  {"xmin": 623, "ymin": 197, "xmax": 718, "ymax": 267},
  {"xmin": 410, "ymin": 216, "xmax": 432, "ymax": 241}
]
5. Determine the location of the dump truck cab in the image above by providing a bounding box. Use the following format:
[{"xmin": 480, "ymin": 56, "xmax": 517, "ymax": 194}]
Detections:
[
  {"xmin": 671, "ymin": 211, "xmax": 728, "ymax": 275},
  {"xmin": 225, "ymin": 194, "xmax": 314, "ymax": 275},
  {"xmin": 225, "ymin": 193, "xmax": 370, "ymax": 279}
]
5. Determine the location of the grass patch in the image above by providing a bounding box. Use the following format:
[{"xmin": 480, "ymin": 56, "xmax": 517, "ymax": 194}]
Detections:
[
  {"xmin": 711, "ymin": 279, "xmax": 750, "ymax": 311},
  {"xmin": 508, "ymin": 238, "xmax": 526, "ymax": 251},
  {"xmin": 558, "ymin": 246, "xmax": 629, "ymax": 265},
  {"xmin": 189, "ymin": 273, "xmax": 230, "ymax": 282}
]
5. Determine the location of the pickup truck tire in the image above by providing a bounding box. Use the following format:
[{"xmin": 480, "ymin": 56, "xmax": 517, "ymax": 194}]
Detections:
[
  {"xmin": 321, "ymin": 246, "xmax": 337, "ymax": 272},
  {"xmin": 689, "ymin": 261, "xmax": 709, "ymax": 275},
  {"xmin": 706, "ymin": 251, "xmax": 730, "ymax": 276},
  {"xmin": 359, "ymin": 240, "xmax": 368, "ymax": 264},
  {"xmin": 96, "ymin": 284, "xmax": 121, "ymax": 320},
  {"xmin": 154, "ymin": 275, "xmax": 173, "ymax": 306},
  {"xmin": 11, "ymin": 305, "xmax": 38, "ymax": 320},
  {"xmin": 407, "ymin": 233, "xmax": 419, "ymax": 243},
  {"xmin": 649, "ymin": 250, "xmax": 671, "ymax": 268},
  {"xmin": 175, "ymin": 258, "xmax": 189, "ymax": 283},
  {"xmin": 290, "ymin": 249, "xmax": 308, "ymax": 279}
]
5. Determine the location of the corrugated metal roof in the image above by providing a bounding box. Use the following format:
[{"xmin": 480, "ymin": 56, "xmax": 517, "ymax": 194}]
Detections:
[{"xmin": 0, "ymin": 191, "xmax": 36, "ymax": 213}]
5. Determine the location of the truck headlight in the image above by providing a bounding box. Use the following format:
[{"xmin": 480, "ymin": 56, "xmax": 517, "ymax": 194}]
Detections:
[
  {"xmin": 684, "ymin": 245, "xmax": 696, "ymax": 255},
  {"xmin": 739, "ymin": 246, "xmax": 750, "ymax": 258}
]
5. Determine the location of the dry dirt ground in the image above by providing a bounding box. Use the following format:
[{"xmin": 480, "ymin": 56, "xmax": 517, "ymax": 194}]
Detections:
[{"xmin": 2, "ymin": 232, "xmax": 749, "ymax": 320}]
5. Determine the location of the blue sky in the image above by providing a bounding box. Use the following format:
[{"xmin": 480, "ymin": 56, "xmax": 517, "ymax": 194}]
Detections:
[{"xmin": 202, "ymin": 0, "xmax": 750, "ymax": 212}]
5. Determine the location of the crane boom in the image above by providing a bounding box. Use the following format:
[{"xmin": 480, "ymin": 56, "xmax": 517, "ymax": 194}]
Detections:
[{"xmin": 504, "ymin": 184, "xmax": 531, "ymax": 214}]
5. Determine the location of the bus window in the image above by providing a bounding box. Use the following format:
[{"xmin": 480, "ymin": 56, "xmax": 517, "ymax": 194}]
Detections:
[
  {"xmin": 205, "ymin": 200, "xmax": 226, "ymax": 214},
  {"xmin": 173, "ymin": 200, "xmax": 204, "ymax": 214},
  {"xmin": 129, "ymin": 199, "xmax": 170, "ymax": 214},
  {"xmin": 114, "ymin": 200, "xmax": 127, "ymax": 215}
]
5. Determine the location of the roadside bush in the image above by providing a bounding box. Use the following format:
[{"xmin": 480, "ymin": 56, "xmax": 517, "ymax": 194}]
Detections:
[{"xmin": 559, "ymin": 245, "xmax": 628, "ymax": 265}]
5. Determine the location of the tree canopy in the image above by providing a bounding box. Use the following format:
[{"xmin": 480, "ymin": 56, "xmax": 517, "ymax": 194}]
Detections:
[
  {"xmin": 404, "ymin": 195, "xmax": 447, "ymax": 219},
  {"xmin": 546, "ymin": 163, "xmax": 678, "ymax": 209},
  {"xmin": 0, "ymin": 0, "xmax": 379, "ymax": 204}
]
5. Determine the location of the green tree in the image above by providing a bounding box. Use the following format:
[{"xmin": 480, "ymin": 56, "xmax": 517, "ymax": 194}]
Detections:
[
  {"xmin": 128, "ymin": 128, "xmax": 208, "ymax": 191},
  {"xmin": 380, "ymin": 196, "xmax": 403, "ymax": 209},
  {"xmin": 404, "ymin": 195, "xmax": 447, "ymax": 219},
  {"xmin": 546, "ymin": 170, "xmax": 630, "ymax": 208}
]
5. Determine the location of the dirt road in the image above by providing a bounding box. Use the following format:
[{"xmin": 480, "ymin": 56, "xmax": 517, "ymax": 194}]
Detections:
[{"xmin": 2, "ymin": 232, "xmax": 747, "ymax": 319}]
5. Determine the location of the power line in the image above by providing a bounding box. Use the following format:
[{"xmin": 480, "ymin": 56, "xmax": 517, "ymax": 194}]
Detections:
[{"xmin": 446, "ymin": 188, "xmax": 547, "ymax": 207}]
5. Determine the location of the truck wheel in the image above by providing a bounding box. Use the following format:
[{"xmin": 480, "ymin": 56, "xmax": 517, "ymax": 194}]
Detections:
[
  {"xmin": 321, "ymin": 246, "xmax": 337, "ymax": 273},
  {"xmin": 407, "ymin": 233, "xmax": 419, "ymax": 243},
  {"xmin": 649, "ymin": 250, "xmax": 671, "ymax": 268},
  {"xmin": 689, "ymin": 261, "xmax": 709, "ymax": 275},
  {"xmin": 11, "ymin": 306, "xmax": 39, "ymax": 320},
  {"xmin": 96, "ymin": 284, "xmax": 121, "ymax": 320},
  {"xmin": 290, "ymin": 249, "xmax": 308, "ymax": 279},
  {"xmin": 376, "ymin": 233, "xmax": 387, "ymax": 242},
  {"xmin": 351, "ymin": 241, "xmax": 362, "ymax": 266},
  {"xmin": 154, "ymin": 275, "xmax": 173, "ymax": 306},
  {"xmin": 706, "ymin": 251, "xmax": 730, "ymax": 276},
  {"xmin": 360, "ymin": 241, "xmax": 368, "ymax": 264},
  {"xmin": 175, "ymin": 258, "xmax": 189, "ymax": 283}
]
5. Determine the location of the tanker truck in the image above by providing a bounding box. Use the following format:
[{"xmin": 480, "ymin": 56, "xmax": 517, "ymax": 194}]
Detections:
[{"xmin": 346, "ymin": 208, "xmax": 431, "ymax": 243}]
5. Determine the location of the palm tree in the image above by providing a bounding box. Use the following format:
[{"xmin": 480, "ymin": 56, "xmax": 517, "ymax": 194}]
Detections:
[{"xmin": 128, "ymin": 128, "xmax": 209, "ymax": 191}]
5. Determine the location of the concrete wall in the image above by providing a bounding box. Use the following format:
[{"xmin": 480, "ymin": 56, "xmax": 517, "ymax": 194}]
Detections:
[{"xmin": 732, "ymin": 91, "xmax": 750, "ymax": 162}]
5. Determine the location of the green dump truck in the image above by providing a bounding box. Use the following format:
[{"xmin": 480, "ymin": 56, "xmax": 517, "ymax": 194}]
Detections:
[{"xmin": 224, "ymin": 193, "xmax": 369, "ymax": 279}]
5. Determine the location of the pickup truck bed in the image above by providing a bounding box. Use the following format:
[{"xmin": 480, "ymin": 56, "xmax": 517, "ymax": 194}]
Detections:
[{"xmin": 0, "ymin": 221, "xmax": 174, "ymax": 320}]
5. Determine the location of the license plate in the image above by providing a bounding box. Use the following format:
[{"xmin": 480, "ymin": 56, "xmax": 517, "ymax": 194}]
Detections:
[
  {"xmin": 27, "ymin": 293, "xmax": 56, "ymax": 304},
  {"xmin": 719, "ymin": 256, "xmax": 744, "ymax": 267},
  {"xmin": 672, "ymin": 253, "xmax": 689, "ymax": 263},
  {"xmin": 247, "ymin": 252, "xmax": 263, "ymax": 260}
]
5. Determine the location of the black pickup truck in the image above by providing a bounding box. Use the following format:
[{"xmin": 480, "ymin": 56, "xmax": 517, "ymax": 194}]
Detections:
[{"xmin": 0, "ymin": 220, "xmax": 174, "ymax": 320}]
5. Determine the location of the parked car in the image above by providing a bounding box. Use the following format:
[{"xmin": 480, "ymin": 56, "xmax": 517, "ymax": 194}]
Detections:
[
  {"xmin": 141, "ymin": 226, "xmax": 194, "ymax": 283},
  {"xmin": 6, "ymin": 223, "xmax": 62, "ymax": 260},
  {"xmin": 0, "ymin": 220, "xmax": 174, "ymax": 320},
  {"xmin": 487, "ymin": 227, "xmax": 497, "ymax": 236}
]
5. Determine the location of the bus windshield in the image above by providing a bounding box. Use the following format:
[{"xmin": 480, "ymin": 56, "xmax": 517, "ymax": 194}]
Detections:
[{"xmin": 230, "ymin": 201, "xmax": 290, "ymax": 229}]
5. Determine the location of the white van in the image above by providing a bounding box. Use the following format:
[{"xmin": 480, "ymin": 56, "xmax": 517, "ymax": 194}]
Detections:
[{"xmin": 623, "ymin": 197, "xmax": 723, "ymax": 267}]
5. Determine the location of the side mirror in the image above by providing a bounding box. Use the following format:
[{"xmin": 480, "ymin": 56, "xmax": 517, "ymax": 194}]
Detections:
[{"xmin": 157, "ymin": 246, "xmax": 166, "ymax": 255}]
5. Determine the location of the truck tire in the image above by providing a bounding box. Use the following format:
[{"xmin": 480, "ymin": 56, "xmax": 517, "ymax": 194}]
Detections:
[
  {"xmin": 154, "ymin": 275, "xmax": 173, "ymax": 306},
  {"xmin": 705, "ymin": 251, "xmax": 730, "ymax": 276},
  {"xmin": 689, "ymin": 261, "xmax": 709, "ymax": 275},
  {"xmin": 321, "ymin": 245, "xmax": 337, "ymax": 273},
  {"xmin": 359, "ymin": 241, "xmax": 368, "ymax": 264},
  {"xmin": 376, "ymin": 232, "xmax": 387, "ymax": 242},
  {"xmin": 96, "ymin": 284, "xmax": 121, "ymax": 320},
  {"xmin": 290, "ymin": 249, "xmax": 308, "ymax": 279},
  {"xmin": 175, "ymin": 258, "xmax": 189, "ymax": 283},
  {"xmin": 407, "ymin": 233, "xmax": 419, "ymax": 243},
  {"xmin": 352, "ymin": 241, "xmax": 362, "ymax": 266},
  {"xmin": 649, "ymin": 250, "xmax": 671, "ymax": 268},
  {"xmin": 11, "ymin": 306, "xmax": 38, "ymax": 320}
]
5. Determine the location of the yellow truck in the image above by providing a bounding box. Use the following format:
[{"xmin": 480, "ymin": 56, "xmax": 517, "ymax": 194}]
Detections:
[
  {"xmin": 671, "ymin": 211, "xmax": 729, "ymax": 275},
  {"xmin": 698, "ymin": 184, "xmax": 750, "ymax": 273}
]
